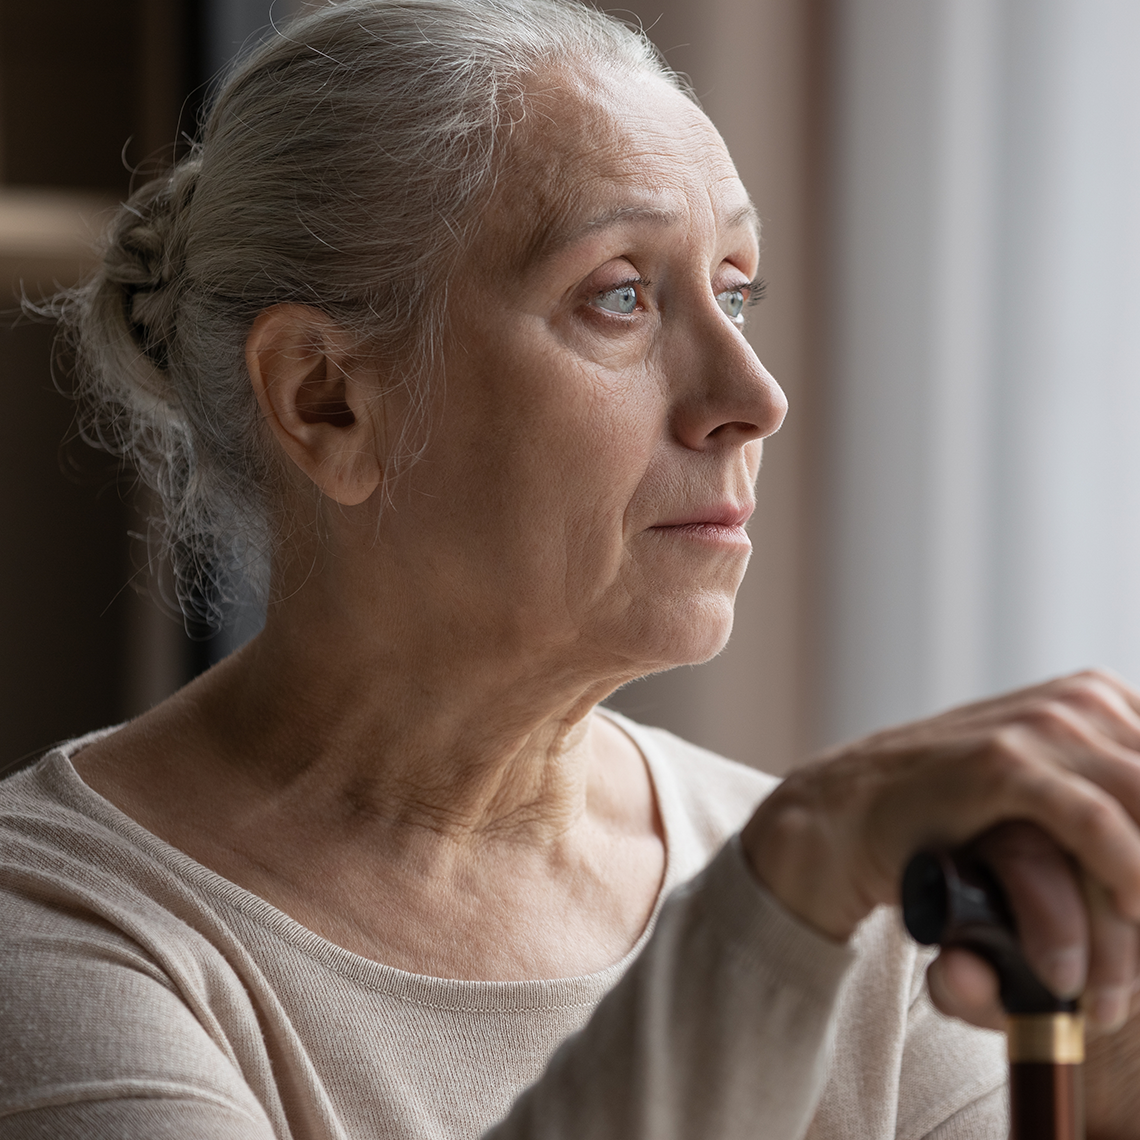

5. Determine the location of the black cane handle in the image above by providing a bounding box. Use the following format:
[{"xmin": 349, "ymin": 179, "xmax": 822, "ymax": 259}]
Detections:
[{"xmin": 902, "ymin": 849, "xmax": 1085, "ymax": 1140}]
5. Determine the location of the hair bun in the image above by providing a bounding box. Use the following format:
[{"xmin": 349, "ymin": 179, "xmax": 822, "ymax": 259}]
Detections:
[{"xmin": 108, "ymin": 159, "xmax": 201, "ymax": 375}]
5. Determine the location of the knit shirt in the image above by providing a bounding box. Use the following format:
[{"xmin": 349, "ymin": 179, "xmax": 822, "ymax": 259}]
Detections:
[{"xmin": 0, "ymin": 712, "xmax": 1006, "ymax": 1139}]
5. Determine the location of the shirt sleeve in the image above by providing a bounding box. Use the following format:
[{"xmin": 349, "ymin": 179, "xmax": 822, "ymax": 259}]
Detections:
[
  {"xmin": 894, "ymin": 981, "xmax": 1007, "ymax": 1140},
  {"xmin": 0, "ymin": 890, "xmax": 276, "ymax": 1140},
  {"xmin": 920, "ymin": 1087, "xmax": 1007, "ymax": 1139},
  {"xmin": 0, "ymin": 1098, "xmax": 272, "ymax": 1140},
  {"xmin": 487, "ymin": 835, "xmax": 856, "ymax": 1140}
]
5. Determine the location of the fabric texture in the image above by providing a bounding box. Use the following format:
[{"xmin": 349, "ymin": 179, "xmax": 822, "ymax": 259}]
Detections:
[{"xmin": 0, "ymin": 712, "xmax": 1006, "ymax": 1139}]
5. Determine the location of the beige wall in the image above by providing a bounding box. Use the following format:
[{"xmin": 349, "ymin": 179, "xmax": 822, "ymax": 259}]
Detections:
[{"xmin": 605, "ymin": 0, "xmax": 824, "ymax": 774}]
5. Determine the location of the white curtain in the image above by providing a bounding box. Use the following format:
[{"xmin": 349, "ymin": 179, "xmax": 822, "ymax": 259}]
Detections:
[{"xmin": 819, "ymin": 0, "xmax": 1140, "ymax": 744}]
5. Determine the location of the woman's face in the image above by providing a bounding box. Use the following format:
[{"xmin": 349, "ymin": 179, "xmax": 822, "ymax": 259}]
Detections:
[{"xmin": 375, "ymin": 67, "xmax": 786, "ymax": 686}]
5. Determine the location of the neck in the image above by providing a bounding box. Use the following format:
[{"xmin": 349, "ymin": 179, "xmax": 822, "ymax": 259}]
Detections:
[
  {"xmin": 170, "ymin": 580, "xmax": 643, "ymax": 848},
  {"xmin": 72, "ymin": 560, "xmax": 664, "ymax": 979}
]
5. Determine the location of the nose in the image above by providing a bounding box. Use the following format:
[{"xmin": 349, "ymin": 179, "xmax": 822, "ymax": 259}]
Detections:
[{"xmin": 668, "ymin": 306, "xmax": 787, "ymax": 451}]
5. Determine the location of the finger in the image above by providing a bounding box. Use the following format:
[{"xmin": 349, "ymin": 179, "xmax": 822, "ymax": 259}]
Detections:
[
  {"xmin": 976, "ymin": 821, "xmax": 1087, "ymax": 998},
  {"xmin": 867, "ymin": 669, "xmax": 1140, "ymax": 757},
  {"xmin": 987, "ymin": 750, "xmax": 1140, "ymax": 925},
  {"xmin": 1010, "ymin": 696, "xmax": 1140, "ymax": 821},
  {"xmin": 1083, "ymin": 875, "xmax": 1140, "ymax": 1032},
  {"xmin": 1010, "ymin": 668, "xmax": 1140, "ymax": 736},
  {"xmin": 1059, "ymin": 667, "xmax": 1140, "ymax": 726},
  {"xmin": 927, "ymin": 948, "xmax": 1006, "ymax": 1031},
  {"xmin": 878, "ymin": 737, "xmax": 1140, "ymax": 923},
  {"xmin": 1067, "ymin": 734, "xmax": 1140, "ymax": 834},
  {"xmin": 1038, "ymin": 669, "xmax": 1140, "ymax": 747}
]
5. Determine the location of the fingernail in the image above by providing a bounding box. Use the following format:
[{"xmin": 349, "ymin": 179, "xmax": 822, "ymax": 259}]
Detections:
[
  {"xmin": 1089, "ymin": 985, "xmax": 1131, "ymax": 1032},
  {"xmin": 1041, "ymin": 947, "xmax": 1085, "ymax": 998}
]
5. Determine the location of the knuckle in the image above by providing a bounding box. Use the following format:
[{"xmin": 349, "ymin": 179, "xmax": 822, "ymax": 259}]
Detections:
[
  {"xmin": 976, "ymin": 730, "xmax": 1037, "ymax": 786},
  {"xmin": 1022, "ymin": 698, "xmax": 1077, "ymax": 733},
  {"xmin": 1065, "ymin": 666, "xmax": 1113, "ymax": 687},
  {"xmin": 988, "ymin": 724, "xmax": 1036, "ymax": 761},
  {"xmin": 1058, "ymin": 668, "xmax": 1120, "ymax": 707},
  {"xmin": 1070, "ymin": 792, "xmax": 1122, "ymax": 843}
]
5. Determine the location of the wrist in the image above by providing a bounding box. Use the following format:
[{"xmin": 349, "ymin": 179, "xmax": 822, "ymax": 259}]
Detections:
[{"xmin": 740, "ymin": 787, "xmax": 870, "ymax": 944}]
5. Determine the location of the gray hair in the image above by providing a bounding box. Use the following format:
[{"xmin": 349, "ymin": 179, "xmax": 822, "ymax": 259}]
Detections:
[{"xmin": 50, "ymin": 0, "xmax": 682, "ymax": 627}]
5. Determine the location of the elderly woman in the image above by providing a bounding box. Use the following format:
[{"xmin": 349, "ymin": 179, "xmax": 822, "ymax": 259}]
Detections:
[{"xmin": 4, "ymin": 1, "xmax": 1140, "ymax": 1137}]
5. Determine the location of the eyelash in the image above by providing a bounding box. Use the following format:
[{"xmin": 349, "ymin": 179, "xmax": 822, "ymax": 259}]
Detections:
[{"xmin": 742, "ymin": 278, "xmax": 767, "ymax": 307}]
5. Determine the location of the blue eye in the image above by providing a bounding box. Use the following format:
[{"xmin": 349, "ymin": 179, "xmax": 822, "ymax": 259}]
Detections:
[
  {"xmin": 594, "ymin": 283, "xmax": 640, "ymax": 315},
  {"xmin": 716, "ymin": 287, "xmax": 746, "ymax": 323}
]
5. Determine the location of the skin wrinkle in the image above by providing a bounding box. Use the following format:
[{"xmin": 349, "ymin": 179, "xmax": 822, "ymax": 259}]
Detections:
[{"xmin": 505, "ymin": 66, "xmax": 758, "ymax": 275}]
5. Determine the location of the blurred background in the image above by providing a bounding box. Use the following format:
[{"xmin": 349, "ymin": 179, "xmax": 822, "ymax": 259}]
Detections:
[{"xmin": 3, "ymin": 0, "xmax": 1140, "ymax": 775}]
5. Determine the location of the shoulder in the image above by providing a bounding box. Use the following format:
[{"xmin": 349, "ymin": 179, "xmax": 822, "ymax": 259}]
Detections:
[
  {"xmin": 0, "ymin": 748, "xmax": 191, "ymax": 956},
  {"xmin": 0, "ymin": 751, "xmax": 278, "ymax": 1131},
  {"xmin": 0, "ymin": 746, "xmax": 246, "ymax": 991},
  {"xmin": 0, "ymin": 748, "xmax": 98, "ymax": 860},
  {"xmin": 599, "ymin": 709, "xmax": 780, "ymax": 870},
  {"xmin": 0, "ymin": 726, "xmax": 120, "ymax": 831},
  {"xmin": 0, "ymin": 740, "xmax": 135, "ymax": 871},
  {"xmin": 0, "ymin": 877, "xmax": 273, "ymax": 1133}
]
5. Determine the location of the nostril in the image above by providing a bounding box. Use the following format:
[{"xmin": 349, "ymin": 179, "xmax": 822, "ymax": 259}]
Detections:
[{"xmin": 708, "ymin": 419, "xmax": 763, "ymax": 441}]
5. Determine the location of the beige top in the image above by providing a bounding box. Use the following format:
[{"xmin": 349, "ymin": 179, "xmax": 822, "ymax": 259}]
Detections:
[{"xmin": 0, "ymin": 713, "xmax": 1006, "ymax": 1139}]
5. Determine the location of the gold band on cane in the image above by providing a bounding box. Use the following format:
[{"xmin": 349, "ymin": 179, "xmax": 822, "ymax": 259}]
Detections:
[{"xmin": 1007, "ymin": 1014, "xmax": 1085, "ymax": 1064}]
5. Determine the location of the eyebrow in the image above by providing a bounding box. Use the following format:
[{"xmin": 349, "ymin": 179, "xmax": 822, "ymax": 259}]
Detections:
[{"xmin": 521, "ymin": 199, "xmax": 760, "ymax": 269}]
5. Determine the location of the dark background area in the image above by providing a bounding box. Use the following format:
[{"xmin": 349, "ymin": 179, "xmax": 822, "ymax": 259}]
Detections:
[
  {"xmin": 0, "ymin": 0, "xmax": 206, "ymax": 770},
  {"xmin": 0, "ymin": 320, "xmax": 130, "ymax": 765},
  {"xmin": 0, "ymin": 1, "xmax": 204, "ymax": 193}
]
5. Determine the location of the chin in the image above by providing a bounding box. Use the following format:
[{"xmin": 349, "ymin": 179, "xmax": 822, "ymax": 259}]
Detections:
[{"xmin": 612, "ymin": 590, "xmax": 737, "ymax": 674}]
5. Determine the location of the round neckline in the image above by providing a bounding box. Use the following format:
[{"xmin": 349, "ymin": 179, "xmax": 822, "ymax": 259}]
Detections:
[{"xmin": 40, "ymin": 709, "xmax": 681, "ymax": 1004}]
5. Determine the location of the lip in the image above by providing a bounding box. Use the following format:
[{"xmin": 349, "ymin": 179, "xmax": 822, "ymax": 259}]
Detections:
[
  {"xmin": 648, "ymin": 503, "xmax": 755, "ymax": 546},
  {"xmin": 654, "ymin": 504, "xmax": 754, "ymax": 529}
]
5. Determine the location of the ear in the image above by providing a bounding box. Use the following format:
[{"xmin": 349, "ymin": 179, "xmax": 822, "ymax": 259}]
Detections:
[{"xmin": 246, "ymin": 305, "xmax": 383, "ymax": 506}]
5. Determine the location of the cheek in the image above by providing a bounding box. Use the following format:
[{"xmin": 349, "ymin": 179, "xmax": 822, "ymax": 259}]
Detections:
[
  {"xmin": 561, "ymin": 372, "xmax": 665, "ymax": 540},
  {"xmin": 492, "ymin": 349, "xmax": 661, "ymax": 499},
  {"xmin": 435, "ymin": 349, "xmax": 663, "ymax": 561}
]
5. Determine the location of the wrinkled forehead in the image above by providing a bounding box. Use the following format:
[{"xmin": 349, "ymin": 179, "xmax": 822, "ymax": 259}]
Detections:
[{"xmin": 473, "ymin": 67, "xmax": 755, "ymax": 274}]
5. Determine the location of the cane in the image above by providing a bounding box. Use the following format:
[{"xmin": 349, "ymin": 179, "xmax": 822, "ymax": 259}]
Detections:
[{"xmin": 902, "ymin": 850, "xmax": 1085, "ymax": 1140}]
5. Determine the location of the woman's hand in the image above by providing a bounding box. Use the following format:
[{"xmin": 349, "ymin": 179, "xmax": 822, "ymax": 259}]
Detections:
[{"xmin": 740, "ymin": 668, "xmax": 1140, "ymax": 1031}]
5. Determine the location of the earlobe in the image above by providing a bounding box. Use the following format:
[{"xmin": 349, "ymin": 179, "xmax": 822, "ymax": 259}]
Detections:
[{"xmin": 246, "ymin": 305, "xmax": 382, "ymax": 507}]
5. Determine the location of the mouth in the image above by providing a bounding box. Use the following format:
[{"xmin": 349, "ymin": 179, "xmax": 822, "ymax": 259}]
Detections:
[{"xmin": 648, "ymin": 504, "xmax": 754, "ymax": 546}]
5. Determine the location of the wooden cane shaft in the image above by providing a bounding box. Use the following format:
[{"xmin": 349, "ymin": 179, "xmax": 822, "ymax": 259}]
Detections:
[{"xmin": 1009, "ymin": 1062, "xmax": 1084, "ymax": 1140}]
